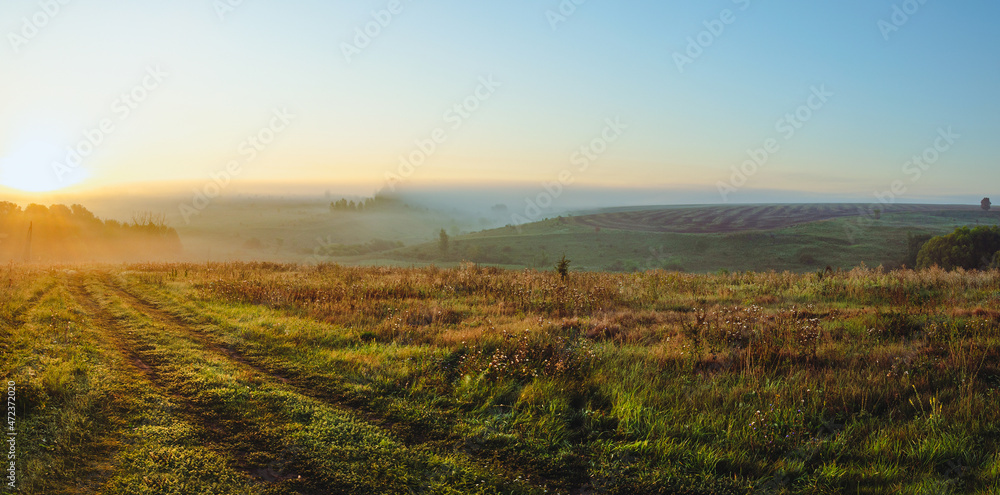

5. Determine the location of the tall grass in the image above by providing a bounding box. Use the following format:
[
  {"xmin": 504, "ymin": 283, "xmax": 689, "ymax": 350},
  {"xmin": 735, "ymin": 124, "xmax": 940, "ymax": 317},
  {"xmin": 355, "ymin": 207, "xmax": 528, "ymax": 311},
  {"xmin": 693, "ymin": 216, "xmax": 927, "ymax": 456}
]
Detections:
[{"xmin": 102, "ymin": 261, "xmax": 1000, "ymax": 493}]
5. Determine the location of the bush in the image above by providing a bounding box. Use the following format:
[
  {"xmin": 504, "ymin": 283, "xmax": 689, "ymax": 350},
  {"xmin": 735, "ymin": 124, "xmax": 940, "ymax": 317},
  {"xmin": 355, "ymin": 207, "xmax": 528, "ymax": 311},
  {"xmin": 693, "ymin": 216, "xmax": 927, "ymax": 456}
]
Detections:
[
  {"xmin": 317, "ymin": 239, "xmax": 403, "ymax": 257},
  {"xmin": 903, "ymin": 232, "xmax": 934, "ymax": 268},
  {"xmin": 916, "ymin": 226, "xmax": 1000, "ymax": 270},
  {"xmin": 556, "ymin": 255, "xmax": 570, "ymax": 280}
]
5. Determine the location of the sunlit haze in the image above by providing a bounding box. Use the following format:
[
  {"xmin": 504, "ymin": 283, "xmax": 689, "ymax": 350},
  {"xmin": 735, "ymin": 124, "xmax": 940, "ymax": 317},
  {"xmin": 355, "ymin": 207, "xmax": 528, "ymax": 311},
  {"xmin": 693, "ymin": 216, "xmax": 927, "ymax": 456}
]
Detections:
[
  {"xmin": 2, "ymin": 1, "xmax": 997, "ymax": 204},
  {"xmin": 7, "ymin": 6, "xmax": 1000, "ymax": 489}
]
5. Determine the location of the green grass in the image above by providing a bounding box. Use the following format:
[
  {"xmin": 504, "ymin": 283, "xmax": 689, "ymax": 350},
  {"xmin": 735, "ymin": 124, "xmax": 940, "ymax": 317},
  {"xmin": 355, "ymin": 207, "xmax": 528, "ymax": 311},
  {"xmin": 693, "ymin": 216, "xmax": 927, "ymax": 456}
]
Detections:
[
  {"xmin": 3, "ymin": 263, "xmax": 1000, "ymax": 493},
  {"xmin": 372, "ymin": 208, "xmax": 999, "ymax": 273}
]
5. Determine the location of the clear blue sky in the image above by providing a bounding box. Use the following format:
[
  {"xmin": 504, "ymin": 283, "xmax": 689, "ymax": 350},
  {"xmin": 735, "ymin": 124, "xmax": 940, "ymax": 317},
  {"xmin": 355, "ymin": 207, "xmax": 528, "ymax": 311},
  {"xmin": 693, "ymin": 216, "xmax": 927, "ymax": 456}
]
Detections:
[{"xmin": 0, "ymin": 0, "xmax": 997, "ymax": 203}]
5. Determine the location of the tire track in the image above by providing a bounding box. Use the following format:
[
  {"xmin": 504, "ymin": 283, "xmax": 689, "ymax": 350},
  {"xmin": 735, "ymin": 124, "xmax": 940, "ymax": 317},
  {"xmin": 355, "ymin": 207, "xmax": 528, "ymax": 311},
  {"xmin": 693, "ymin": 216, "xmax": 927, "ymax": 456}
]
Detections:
[
  {"xmin": 67, "ymin": 278, "xmax": 165, "ymax": 386},
  {"xmin": 0, "ymin": 280, "xmax": 56, "ymax": 328},
  {"xmin": 65, "ymin": 276, "xmax": 310, "ymax": 491},
  {"xmin": 105, "ymin": 276, "xmax": 588, "ymax": 492},
  {"xmin": 101, "ymin": 276, "xmax": 292, "ymax": 384},
  {"xmin": 101, "ymin": 275, "xmax": 440, "ymax": 439},
  {"xmin": 100, "ymin": 275, "xmax": 475, "ymax": 484}
]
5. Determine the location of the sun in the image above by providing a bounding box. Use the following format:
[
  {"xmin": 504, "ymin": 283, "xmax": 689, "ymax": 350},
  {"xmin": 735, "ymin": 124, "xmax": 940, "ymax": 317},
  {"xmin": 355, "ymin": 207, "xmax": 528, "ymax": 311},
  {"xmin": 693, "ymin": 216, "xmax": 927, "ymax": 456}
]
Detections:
[{"xmin": 0, "ymin": 138, "xmax": 88, "ymax": 193}]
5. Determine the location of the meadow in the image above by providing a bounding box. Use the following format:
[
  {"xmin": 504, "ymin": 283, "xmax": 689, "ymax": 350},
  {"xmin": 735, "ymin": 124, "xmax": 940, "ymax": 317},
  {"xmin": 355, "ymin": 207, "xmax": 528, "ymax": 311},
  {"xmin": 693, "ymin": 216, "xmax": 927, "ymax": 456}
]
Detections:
[
  {"xmin": 387, "ymin": 205, "xmax": 999, "ymax": 273},
  {"xmin": 2, "ymin": 262, "xmax": 999, "ymax": 494},
  {"xmin": 44, "ymin": 198, "xmax": 991, "ymax": 273}
]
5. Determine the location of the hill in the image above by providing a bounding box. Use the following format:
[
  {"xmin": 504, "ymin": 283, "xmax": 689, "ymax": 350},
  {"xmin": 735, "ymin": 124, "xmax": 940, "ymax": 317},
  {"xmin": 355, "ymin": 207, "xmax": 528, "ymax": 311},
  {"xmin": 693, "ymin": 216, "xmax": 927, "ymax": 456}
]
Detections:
[
  {"xmin": 345, "ymin": 204, "xmax": 999, "ymax": 272},
  {"xmin": 568, "ymin": 203, "xmax": 974, "ymax": 233}
]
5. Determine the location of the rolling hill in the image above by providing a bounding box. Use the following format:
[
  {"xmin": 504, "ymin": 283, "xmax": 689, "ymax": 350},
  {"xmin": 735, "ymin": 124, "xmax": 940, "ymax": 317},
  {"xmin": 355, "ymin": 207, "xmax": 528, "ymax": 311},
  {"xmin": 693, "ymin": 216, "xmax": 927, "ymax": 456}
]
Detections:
[{"xmin": 343, "ymin": 204, "xmax": 1000, "ymax": 273}]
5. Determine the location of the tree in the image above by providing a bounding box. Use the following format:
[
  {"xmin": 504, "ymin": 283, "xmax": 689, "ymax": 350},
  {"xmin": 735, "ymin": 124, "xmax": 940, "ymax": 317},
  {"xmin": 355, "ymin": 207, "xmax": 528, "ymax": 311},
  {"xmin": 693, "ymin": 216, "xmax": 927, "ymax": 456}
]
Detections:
[
  {"xmin": 70, "ymin": 204, "xmax": 99, "ymax": 224},
  {"xmin": 49, "ymin": 204, "xmax": 72, "ymax": 217},
  {"xmin": 0, "ymin": 202, "xmax": 20, "ymax": 216},
  {"xmin": 438, "ymin": 229, "xmax": 449, "ymax": 254},
  {"xmin": 555, "ymin": 254, "xmax": 570, "ymax": 280},
  {"xmin": 24, "ymin": 204, "xmax": 48, "ymax": 216},
  {"xmin": 902, "ymin": 232, "xmax": 933, "ymax": 268},
  {"xmin": 982, "ymin": 197, "xmax": 992, "ymax": 211},
  {"xmin": 916, "ymin": 226, "xmax": 1000, "ymax": 270}
]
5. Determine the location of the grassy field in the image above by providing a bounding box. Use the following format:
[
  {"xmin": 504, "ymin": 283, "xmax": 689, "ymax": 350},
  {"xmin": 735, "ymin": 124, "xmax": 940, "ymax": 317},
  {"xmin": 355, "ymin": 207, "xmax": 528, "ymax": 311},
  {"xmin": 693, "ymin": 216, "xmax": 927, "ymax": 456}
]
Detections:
[
  {"xmin": 567, "ymin": 204, "xmax": 970, "ymax": 234},
  {"xmin": 3, "ymin": 262, "xmax": 1000, "ymax": 493},
  {"xmin": 168, "ymin": 199, "xmax": 488, "ymax": 263},
  {"xmin": 377, "ymin": 205, "xmax": 1000, "ymax": 272},
  {"xmin": 40, "ymin": 199, "xmax": 991, "ymax": 273}
]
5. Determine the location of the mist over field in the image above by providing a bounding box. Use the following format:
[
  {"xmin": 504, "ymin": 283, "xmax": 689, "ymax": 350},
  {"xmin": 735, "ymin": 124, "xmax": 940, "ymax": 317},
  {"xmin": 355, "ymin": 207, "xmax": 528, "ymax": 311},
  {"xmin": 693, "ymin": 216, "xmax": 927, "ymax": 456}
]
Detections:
[
  {"xmin": 1, "ymin": 180, "xmax": 992, "ymax": 269},
  {"xmin": 4, "ymin": 1, "xmax": 1000, "ymax": 494}
]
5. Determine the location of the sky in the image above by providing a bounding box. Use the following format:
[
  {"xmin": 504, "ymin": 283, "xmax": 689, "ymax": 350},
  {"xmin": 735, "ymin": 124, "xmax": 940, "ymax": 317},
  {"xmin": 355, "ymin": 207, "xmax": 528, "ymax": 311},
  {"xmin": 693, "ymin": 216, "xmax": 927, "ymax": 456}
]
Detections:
[{"xmin": 0, "ymin": 0, "xmax": 998, "ymax": 205}]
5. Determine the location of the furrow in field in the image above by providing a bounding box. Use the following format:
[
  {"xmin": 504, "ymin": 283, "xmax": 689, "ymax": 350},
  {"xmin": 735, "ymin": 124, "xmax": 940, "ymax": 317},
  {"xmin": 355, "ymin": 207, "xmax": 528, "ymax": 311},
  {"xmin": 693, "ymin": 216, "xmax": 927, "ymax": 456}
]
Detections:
[{"xmin": 571, "ymin": 203, "xmax": 985, "ymax": 234}]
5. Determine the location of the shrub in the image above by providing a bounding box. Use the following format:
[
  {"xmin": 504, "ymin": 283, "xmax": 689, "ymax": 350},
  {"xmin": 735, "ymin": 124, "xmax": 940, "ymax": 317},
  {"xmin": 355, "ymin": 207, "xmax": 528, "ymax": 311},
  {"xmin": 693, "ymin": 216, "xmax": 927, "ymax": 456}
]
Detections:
[
  {"xmin": 556, "ymin": 255, "xmax": 571, "ymax": 280},
  {"xmin": 903, "ymin": 232, "xmax": 934, "ymax": 268},
  {"xmin": 916, "ymin": 226, "xmax": 1000, "ymax": 270}
]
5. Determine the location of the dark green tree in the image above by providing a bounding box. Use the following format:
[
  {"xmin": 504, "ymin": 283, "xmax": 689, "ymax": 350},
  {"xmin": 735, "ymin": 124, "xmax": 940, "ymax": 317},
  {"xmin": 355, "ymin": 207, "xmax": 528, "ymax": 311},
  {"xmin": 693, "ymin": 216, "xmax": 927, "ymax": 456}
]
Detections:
[
  {"xmin": 556, "ymin": 254, "xmax": 570, "ymax": 280},
  {"xmin": 902, "ymin": 232, "xmax": 933, "ymax": 268},
  {"xmin": 916, "ymin": 226, "xmax": 1000, "ymax": 270}
]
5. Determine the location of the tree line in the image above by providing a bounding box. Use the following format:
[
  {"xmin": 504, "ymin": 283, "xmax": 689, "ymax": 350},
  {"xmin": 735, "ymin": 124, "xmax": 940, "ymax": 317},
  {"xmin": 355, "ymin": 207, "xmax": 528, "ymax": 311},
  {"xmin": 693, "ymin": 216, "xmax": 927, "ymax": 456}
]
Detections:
[
  {"xmin": 329, "ymin": 193, "xmax": 407, "ymax": 212},
  {"xmin": 0, "ymin": 202, "xmax": 181, "ymax": 262},
  {"xmin": 915, "ymin": 225, "xmax": 1000, "ymax": 270}
]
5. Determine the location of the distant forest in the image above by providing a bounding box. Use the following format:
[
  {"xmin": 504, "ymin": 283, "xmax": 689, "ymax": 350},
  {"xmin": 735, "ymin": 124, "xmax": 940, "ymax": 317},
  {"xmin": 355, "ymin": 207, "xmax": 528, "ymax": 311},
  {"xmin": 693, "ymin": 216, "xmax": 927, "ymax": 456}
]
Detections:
[
  {"xmin": 0, "ymin": 202, "xmax": 181, "ymax": 262},
  {"xmin": 328, "ymin": 192, "xmax": 409, "ymax": 212}
]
